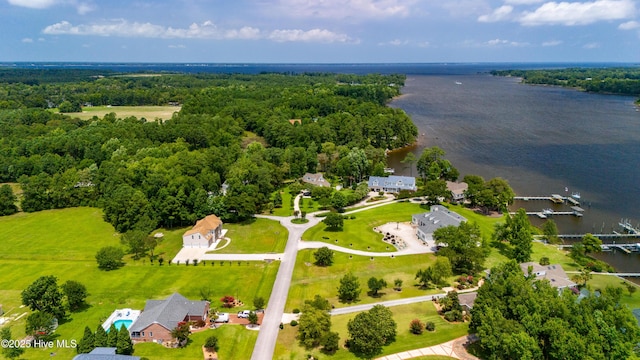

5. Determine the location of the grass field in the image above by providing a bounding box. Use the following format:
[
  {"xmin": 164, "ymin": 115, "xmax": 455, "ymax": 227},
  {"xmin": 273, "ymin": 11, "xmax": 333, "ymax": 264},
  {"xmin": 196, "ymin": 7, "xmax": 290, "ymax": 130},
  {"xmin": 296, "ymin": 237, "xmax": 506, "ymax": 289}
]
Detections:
[
  {"xmin": 274, "ymin": 302, "xmax": 469, "ymax": 360},
  {"xmin": 286, "ymin": 250, "xmax": 443, "ymax": 311},
  {"xmin": 303, "ymin": 202, "xmax": 427, "ymax": 252},
  {"xmin": 209, "ymin": 218, "xmax": 288, "ymax": 254},
  {"xmin": 0, "ymin": 207, "xmax": 278, "ymax": 360},
  {"xmin": 64, "ymin": 105, "xmax": 180, "ymax": 121}
]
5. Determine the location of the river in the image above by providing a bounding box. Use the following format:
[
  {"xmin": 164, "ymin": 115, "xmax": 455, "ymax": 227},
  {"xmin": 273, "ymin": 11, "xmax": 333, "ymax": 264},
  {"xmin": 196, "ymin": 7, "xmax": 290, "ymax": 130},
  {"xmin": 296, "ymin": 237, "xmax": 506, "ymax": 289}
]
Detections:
[{"xmin": 388, "ymin": 73, "xmax": 640, "ymax": 272}]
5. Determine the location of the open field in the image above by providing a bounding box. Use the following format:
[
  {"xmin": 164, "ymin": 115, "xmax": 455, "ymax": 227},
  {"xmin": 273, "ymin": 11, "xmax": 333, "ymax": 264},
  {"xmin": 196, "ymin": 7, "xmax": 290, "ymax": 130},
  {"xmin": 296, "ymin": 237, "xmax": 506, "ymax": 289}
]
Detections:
[
  {"xmin": 274, "ymin": 302, "xmax": 469, "ymax": 360},
  {"xmin": 64, "ymin": 105, "xmax": 180, "ymax": 121},
  {"xmin": 209, "ymin": 218, "xmax": 288, "ymax": 254},
  {"xmin": 303, "ymin": 202, "xmax": 427, "ymax": 252},
  {"xmin": 286, "ymin": 250, "xmax": 442, "ymax": 311},
  {"xmin": 0, "ymin": 207, "xmax": 278, "ymax": 360}
]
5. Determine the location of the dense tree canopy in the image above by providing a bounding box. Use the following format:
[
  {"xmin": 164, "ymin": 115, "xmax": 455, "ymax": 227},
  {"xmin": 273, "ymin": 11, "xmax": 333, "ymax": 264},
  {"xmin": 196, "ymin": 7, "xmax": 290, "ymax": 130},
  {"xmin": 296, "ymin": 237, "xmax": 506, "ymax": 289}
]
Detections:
[
  {"xmin": 434, "ymin": 222, "xmax": 486, "ymax": 275},
  {"xmin": 21, "ymin": 275, "xmax": 65, "ymax": 319},
  {"xmin": 471, "ymin": 261, "xmax": 640, "ymax": 360},
  {"xmin": 347, "ymin": 305, "xmax": 397, "ymax": 358}
]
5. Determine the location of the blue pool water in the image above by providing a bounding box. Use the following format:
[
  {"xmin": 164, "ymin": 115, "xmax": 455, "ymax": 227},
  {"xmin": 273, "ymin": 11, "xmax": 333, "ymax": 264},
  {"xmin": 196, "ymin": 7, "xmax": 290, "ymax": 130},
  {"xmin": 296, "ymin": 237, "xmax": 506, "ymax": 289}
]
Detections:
[{"xmin": 107, "ymin": 319, "xmax": 133, "ymax": 332}]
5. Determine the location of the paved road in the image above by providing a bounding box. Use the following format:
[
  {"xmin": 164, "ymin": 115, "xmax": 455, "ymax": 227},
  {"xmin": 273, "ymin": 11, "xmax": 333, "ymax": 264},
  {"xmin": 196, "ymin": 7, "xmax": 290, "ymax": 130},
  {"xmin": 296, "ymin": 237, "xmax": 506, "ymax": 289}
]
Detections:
[
  {"xmin": 250, "ymin": 196, "xmax": 323, "ymax": 360},
  {"xmin": 299, "ymin": 241, "xmax": 432, "ymax": 256}
]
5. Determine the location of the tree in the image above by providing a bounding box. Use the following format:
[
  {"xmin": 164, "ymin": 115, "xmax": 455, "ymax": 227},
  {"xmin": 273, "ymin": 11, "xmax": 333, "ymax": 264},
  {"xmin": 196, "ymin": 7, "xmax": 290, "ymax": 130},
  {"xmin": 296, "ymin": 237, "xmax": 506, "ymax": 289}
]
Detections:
[
  {"xmin": 321, "ymin": 331, "xmax": 340, "ymax": 354},
  {"xmin": 416, "ymin": 147, "xmax": 445, "ymax": 181},
  {"xmin": 95, "ymin": 246, "xmax": 125, "ymax": 270},
  {"xmin": 367, "ymin": 277, "xmax": 387, "ymax": 296},
  {"xmin": 330, "ymin": 191, "xmax": 348, "ymax": 211},
  {"xmin": 541, "ymin": 219, "xmax": 559, "ymax": 244},
  {"xmin": 421, "ymin": 179, "xmax": 448, "ymax": 204},
  {"xmin": 394, "ymin": 278, "xmax": 403, "ymax": 291},
  {"xmin": 116, "ymin": 325, "xmax": 134, "ymax": 355},
  {"xmin": 434, "ymin": 222, "xmax": 485, "ymax": 275},
  {"xmin": 1, "ymin": 327, "xmax": 24, "ymax": 359},
  {"xmin": 297, "ymin": 304, "xmax": 331, "ymax": 348},
  {"xmin": 25, "ymin": 311, "xmax": 55, "ymax": 340},
  {"xmin": 305, "ymin": 294, "xmax": 332, "ymax": 311},
  {"xmin": 0, "ymin": 184, "xmax": 18, "ymax": 216},
  {"xmin": 77, "ymin": 326, "xmax": 95, "ymax": 354},
  {"xmin": 441, "ymin": 291, "xmax": 463, "ymax": 322},
  {"xmin": 582, "ymin": 233, "xmax": 602, "ymax": 255},
  {"xmin": 480, "ymin": 177, "xmax": 515, "ymax": 212},
  {"xmin": 94, "ymin": 324, "xmax": 108, "ymax": 347},
  {"xmin": 204, "ymin": 335, "xmax": 219, "ymax": 352},
  {"xmin": 324, "ymin": 212, "xmax": 344, "ymax": 230},
  {"xmin": 409, "ymin": 319, "xmax": 425, "ymax": 334},
  {"xmin": 253, "ymin": 296, "xmax": 265, "ymax": 311},
  {"xmin": 248, "ymin": 311, "xmax": 259, "ymax": 326},
  {"xmin": 415, "ymin": 267, "xmax": 434, "ymax": 289},
  {"xmin": 62, "ymin": 280, "xmax": 88, "ymax": 311},
  {"xmin": 21, "ymin": 275, "xmax": 65, "ymax": 319},
  {"xmin": 337, "ymin": 272, "xmax": 361, "ymax": 303},
  {"xmin": 494, "ymin": 208, "xmax": 532, "ymax": 263},
  {"xmin": 347, "ymin": 305, "xmax": 397, "ymax": 358},
  {"xmin": 121, "ymin": 230, "xmax": 148, "ymax": 259},
  {"xmin": 171, "ymin": 323, "xmax": 190, "ymax": 347},
  {"xmin": 430, "ymin": 256, "xmax": 453, "ymax": 287},
  {"xmin": 400, "ymin": 152, "xmax": 417, "ymax": 177},
  {"xmin": 107, "ymin": 324, "xmax": 118, "ymax": 347},
  {"xmin": 313, "ymin": 246, "xmax": 334, "ymax": 266}
]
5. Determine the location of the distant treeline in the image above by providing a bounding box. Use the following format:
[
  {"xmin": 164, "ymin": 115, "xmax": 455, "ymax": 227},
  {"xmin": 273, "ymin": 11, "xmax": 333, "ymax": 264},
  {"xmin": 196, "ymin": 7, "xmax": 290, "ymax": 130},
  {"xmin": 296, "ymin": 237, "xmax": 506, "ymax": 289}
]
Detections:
[
  {"xmin": 491, "ymin": 67, "xmax": 640, "ymax": 102},
  {"xmin": 0, "ymin": 70, "xmax": 417, "ymax": 233}
]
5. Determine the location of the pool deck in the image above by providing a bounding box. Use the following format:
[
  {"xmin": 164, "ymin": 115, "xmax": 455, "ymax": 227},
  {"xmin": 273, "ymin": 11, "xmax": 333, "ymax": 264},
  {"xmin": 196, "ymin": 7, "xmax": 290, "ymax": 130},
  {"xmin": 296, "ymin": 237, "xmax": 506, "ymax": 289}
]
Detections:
[{"xmin": 102, "ymin": 308, "xmax": 141, "ymax": 331}]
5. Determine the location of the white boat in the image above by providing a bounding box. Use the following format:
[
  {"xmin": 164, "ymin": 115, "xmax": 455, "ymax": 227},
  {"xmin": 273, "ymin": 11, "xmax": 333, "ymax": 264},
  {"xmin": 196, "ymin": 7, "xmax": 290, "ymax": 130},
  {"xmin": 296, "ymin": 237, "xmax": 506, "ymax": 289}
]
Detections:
[
  {"xmin": 455, "ymin": 81, "xmax": 462, "ymax": 85},
  {"xmin": 542, "ymin": 208, "xmax": 554, "ymax": 215},
  {"xmin": 571, "ymin": 192, "xmax": 581, "ymax": 199}
]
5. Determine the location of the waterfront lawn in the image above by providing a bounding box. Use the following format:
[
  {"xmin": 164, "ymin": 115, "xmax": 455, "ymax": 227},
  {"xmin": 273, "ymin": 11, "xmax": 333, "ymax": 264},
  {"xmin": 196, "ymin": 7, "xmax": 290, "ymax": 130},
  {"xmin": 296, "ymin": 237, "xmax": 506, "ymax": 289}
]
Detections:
[
  {"xmin": 286, "ymin": 250, "xmax": 444, "ymax": 311},
  {"xmin": 274, "ymin": 302, "xmax": 469, "ymax": 360},
  {"xmin": 303, "ymin": 202, "xmax": 426, "ymax": 252},
  {"xmin": 588, "ymin": 274, "xmax": 640, "ymax": 309},
  {"xmin": 209, "ymin": 218, "xmax": 288, "ymax": 254},
  {"xmin": 135, "ymin": 325, "xmax": 257, "ymax": 360}
]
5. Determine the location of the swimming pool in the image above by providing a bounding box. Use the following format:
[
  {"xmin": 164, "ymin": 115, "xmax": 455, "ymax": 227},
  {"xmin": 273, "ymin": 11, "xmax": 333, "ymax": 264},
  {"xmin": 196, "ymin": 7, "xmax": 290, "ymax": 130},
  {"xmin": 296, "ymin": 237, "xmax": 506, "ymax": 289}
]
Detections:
[{"xmin": 108, "ymin": 319, "xmax": 133, "ymax": 332}]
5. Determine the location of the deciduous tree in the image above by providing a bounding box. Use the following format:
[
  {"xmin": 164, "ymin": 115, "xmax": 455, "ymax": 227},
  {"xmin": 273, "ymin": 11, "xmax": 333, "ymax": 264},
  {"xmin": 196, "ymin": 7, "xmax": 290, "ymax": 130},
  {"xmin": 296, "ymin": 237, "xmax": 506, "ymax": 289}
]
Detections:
[
  {"xmin": 62, "ymin": 280, "xmax": 88, "ymax": 311},
  {"xmin": 297, "ymin": 304, "xmax": 331, "ymax": 348},
  {"xmin": 337, "ymin": 272, "xmax": 361, "ymax": 303},
  {"xmin": 367, "ymin": 277, "xmax": 387, "ymax": 296},
  {"xmin": 324, "ymin": 212, "xmax": 344, "ymax": 230},
  {"xmin": 347, "ymin": 305, "xmax": 396, "ymax": 358},
  {"xmin": 313, "ymin": 246, "xmax": 334, "ymax": 266},
  {"xmin": 95, "ymin": 246, "xmax": 125, "ymax": 271},
  {"xmin": 21, "ymin": 275, "xmax": 65, "ymax": 319}
]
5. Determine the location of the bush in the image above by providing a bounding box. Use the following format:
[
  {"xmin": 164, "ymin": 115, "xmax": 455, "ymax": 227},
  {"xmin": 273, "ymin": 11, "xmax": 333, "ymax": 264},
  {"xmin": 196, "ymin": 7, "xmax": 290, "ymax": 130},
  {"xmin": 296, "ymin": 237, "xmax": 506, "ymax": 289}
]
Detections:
[
  {"xmin": 539, "ymin": 256, "xmax": 550, "ymax": 266},
  {"xmin": 95, "ymin": 246, "xmax": 125, "ymax": 271},
  {"xmin": 425, "ymin": 321, "xmax": 435, "ymax": 331},
  {"xmin": 290, "ymin": 320, "xmax": 298, "ymax": 326},
  {"xmin": 204, "ymin": 335, "xmax": 219, "ymax": 352},
  {"xmin": 444, "ymin": 309, "xmax": 463, "ymax": 322},
  {"xmin": 293, "ymin": 308, "xmax": 300, "ymax": 314},
  {"xmin": 409, "ymin": 319, "xmax": 424, "ymax": 334}
]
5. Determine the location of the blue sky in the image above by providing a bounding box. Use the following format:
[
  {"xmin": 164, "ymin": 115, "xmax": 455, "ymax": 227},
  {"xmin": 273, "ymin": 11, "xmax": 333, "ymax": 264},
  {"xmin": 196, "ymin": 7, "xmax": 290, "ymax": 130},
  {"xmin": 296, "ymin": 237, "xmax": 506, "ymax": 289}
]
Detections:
[{"xmin": 1, "ymin": 0, "xmax": 638, "ymax": 63}]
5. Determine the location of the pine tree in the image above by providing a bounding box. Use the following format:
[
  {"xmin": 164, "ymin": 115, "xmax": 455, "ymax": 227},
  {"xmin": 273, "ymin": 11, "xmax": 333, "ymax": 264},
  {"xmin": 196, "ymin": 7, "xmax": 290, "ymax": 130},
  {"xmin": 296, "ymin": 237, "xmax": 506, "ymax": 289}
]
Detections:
[
  {"xmin": 116, "ymin": 325, "xmax": 134, "ymax": 355},
  {"xmin": 94, "ymin": 324, "xmax": 108, "ymax": 347},
  {"xmin": 107, "ymin": 323, "xmax": 118, "ymax": 347},
  {"xmin": 77, "ymin": 326, "xmax": 95, "ymax": 354}
]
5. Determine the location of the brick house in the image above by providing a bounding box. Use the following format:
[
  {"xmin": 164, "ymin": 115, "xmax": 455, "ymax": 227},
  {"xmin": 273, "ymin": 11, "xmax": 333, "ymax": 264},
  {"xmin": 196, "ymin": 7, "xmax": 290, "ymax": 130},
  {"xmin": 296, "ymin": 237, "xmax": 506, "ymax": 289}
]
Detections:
[
  {"xmin": 129, "ymin": 293, "xmax": 209, "ymax": 345},
  {"xmin": 182, "ymin": 214, "xmax": 225, "ymax": 248}
]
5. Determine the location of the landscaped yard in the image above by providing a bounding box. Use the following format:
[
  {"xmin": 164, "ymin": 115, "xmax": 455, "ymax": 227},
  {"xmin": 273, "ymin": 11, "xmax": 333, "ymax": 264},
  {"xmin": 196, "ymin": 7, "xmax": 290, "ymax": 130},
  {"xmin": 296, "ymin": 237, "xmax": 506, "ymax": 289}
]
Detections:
[
  {"xmin": 303, "ymin": 202, "xmax": 427, "ymax": 252},
  {"xmin": 208, "ymin": 218, "xmax": 288, "ymax": 254},
  {"xmin": 63, "ymin": 105, "xmax": 180, "ymax": 121},
  {"xmin": 274, "ymin": 302, "xmax": 469, "ymax": 360},
  {"xmin": 286, "ymin": 250, "xmax": 443, "ymax": 311},
  {"xmin": 0, "ymin": 207, "xmax": 278, "ymax": 360}
]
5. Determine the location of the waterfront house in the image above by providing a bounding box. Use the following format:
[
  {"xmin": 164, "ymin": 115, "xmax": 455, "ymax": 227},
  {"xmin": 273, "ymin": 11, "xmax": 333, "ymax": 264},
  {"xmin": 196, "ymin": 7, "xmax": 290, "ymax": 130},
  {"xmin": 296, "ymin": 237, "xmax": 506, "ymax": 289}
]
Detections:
[
  {"xmin": 519, "ymin": 262, "xmax": 576, "ymax": 291},
  {"xmin": 301, "ymin": 172, "xmax": 331, "ymax": 187},
  {"xmin": 446, "ymin": 181, "xmax": 468, "ymax": 203},
  {"xmin": 182, "ymin": 214, "xmax": 226, "ymax": 248},
  {"xmin": 368, "ymin": 175, "xmax": 417, "ymax": 193},
  {"xmin": 411, "ymin": 205, "xmax": 466, "ymax": 243},
  {"xmin": 129, "ymin": 293, "xmax": 209, "ymax": 345}
]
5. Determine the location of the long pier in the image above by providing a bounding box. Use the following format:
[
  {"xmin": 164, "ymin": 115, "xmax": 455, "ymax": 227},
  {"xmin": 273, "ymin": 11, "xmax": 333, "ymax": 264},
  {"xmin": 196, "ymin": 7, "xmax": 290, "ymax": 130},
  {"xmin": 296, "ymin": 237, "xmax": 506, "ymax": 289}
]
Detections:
[
  {"xmin": 514, "ymin": 194, "xmax": 580, "ymax": 205},
  {"xmin": 556, "ymin": 243, "xmax": 638, "ymax": 254}
]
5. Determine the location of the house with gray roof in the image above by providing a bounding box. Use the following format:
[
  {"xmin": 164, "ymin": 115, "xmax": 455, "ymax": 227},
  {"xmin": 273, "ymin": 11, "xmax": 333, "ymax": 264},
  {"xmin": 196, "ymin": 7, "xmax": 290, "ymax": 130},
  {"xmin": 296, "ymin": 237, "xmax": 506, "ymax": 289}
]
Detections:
[
  {"xmin": 412, "ymin": 205, "xmax": 466, "ymax": 243},
  {"xmin": 72, "ymin": 347, "xmax": 139, "ymax": 360},
  {"xmin": 368, "ymin": 175, "xmax": 417, "ymax": 193},
  {"xmin": 302, "ymin": 172, "xmax": 331, "ymax": 187},
  {"xmin": 129, "ymin": 293, "xmax": 209, "ymax": 345},
  {"xmin": 519, "ymin": 262, "xmax": 576, "ymax": 291}
]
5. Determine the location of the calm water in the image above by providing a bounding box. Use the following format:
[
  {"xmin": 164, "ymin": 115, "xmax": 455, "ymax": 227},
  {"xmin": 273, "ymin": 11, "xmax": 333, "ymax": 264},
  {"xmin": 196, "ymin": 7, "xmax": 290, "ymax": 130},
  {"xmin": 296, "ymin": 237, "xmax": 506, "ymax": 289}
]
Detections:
[{"xmin": 388, "ymin": 74, "xmax": 640, "ymax": 271}]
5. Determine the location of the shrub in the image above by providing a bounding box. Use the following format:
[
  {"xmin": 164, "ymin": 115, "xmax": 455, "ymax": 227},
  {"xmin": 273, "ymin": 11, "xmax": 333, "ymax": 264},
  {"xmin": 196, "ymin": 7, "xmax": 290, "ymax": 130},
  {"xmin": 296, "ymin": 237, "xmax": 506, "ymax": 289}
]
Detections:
[
  {"xmin": 290, "ymin": 320, "xmax": 298, "ymax": 326},
  {"xmin": 539, "ymin": 256, "xmax": 550, "ymax": 266},
  {"xmin": 204, "ymin": 335, "xmax": 219, "ymax": 352},
  {"xmin": 409, "ymin": 319, "xmax": 424, "ymax": 334},
  {"xmin": 293, "ymin": 308, "xmax": 300, "ymax": 314},
  {"xmin": 444, "ymin": 309, "xmax": 463, "ymax": 322},
  {"xmin": 425, "ymin": 321, "xmax": 436, "ymax": 331},
  {"xmin": 95, "ymin": 246, "xmax": 124, "ymax": 271}
]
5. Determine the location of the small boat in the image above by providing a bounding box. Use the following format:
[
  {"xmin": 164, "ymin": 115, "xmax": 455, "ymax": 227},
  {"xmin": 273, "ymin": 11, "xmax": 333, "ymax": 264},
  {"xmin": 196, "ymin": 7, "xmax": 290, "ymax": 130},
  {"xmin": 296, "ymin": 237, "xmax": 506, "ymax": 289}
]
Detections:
[
  {"xmin": 383, "ymin": 168, "xmax": 395, "ymax": 174},
  {"xmin": 455, "ymin": 81, "xmax": 462, "ymax": 85},
  {"xmin": 571, "ymin": 192, "xmax": 581, "ymax": 199},
  {"xmin": 542, "ymin": 208, "xmax": 554, "ymax": 216}
]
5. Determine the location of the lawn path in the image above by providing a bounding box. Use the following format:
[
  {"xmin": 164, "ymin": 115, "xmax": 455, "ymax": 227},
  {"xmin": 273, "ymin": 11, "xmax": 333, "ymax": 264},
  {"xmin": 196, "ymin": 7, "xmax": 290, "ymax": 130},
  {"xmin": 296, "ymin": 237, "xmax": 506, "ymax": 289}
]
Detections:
[{"xmin": 298, "ymin": 241, "xmax": 431, "ymax": 256}]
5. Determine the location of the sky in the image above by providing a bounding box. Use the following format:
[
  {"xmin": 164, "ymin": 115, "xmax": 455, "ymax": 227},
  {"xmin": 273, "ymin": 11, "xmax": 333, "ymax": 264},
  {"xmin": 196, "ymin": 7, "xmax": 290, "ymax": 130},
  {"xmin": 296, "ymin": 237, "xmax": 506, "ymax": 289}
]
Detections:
[{"xmin": 1, "ymin": 0, "xmax": 639, "ymax": 63}]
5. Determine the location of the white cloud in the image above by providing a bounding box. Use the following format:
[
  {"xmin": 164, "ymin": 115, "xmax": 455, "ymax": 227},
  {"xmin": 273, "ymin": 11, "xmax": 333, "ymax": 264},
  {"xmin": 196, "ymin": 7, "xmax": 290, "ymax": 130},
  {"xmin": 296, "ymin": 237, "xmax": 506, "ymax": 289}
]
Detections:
[
  {"xmin": 21, "ymin": 37, "xmax": 34, "ymax": 43},
  {"xmin": 42, "ymin": 19, "xmax": 352, "ymax": 43},
  {"xmin": 619, "ymin": 20, "xmax": 640, "ymax": 30},
  {"xmin": 485, "ymin": 38, "xmax": 528, "ymax": 46},
  {"xmin": 272, "ymin": 0, "xmax": 416, "ymax": 19},
  {"xmin": 378, "ymin": 39, "xmax": 409, "ymax": 46},
  {"xmin": 168, "ymin": 44, "xmax": 186, "ymax": 49},
  {"xmin": 478, "ymin": 5, "xmax": 513, "ymax": 22},
  {"xmin": 268, "ymin": 29, "xmax": 353, "ymax": 43},
  {"xmin": 505, "ymin": 0, "xmax": 544, "ymax": 4},
  {"xmin": 542, "ymin": 40, "xmax": 563, "ymax": 46},
  {"xmin": 519, "ymin": 0, "xmax": 636, "ymax": 26},
  {"xmin": 583, "ymin": 42, "xmax": 600, "ymax": 48},
  {"xmin": 8, "ymin": 0, "xmax": 94, "ymax": 14}
]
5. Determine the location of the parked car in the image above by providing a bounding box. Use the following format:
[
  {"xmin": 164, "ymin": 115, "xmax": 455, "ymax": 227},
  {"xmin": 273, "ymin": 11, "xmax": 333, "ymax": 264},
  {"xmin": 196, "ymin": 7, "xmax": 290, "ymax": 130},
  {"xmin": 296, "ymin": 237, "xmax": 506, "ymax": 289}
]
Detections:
[
  {"xmin": 213, "ymin": 313, "xmax": 229, "ymax": 323},
  {"xmin": 237, "ymin": 310, "xmax": 251, "ymax": 318}
]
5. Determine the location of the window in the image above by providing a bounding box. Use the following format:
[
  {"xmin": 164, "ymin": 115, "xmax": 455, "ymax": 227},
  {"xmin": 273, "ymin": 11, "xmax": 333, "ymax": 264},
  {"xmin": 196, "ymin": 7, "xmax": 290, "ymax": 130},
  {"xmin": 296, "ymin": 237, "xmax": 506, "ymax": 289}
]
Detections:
[
  {"xmin": 150, "ymin": 332, "xmax": 153, "ymax": 337},
  {"xmin": 141, "ymin": 331, "xmax": 144, "ymax": 336}
]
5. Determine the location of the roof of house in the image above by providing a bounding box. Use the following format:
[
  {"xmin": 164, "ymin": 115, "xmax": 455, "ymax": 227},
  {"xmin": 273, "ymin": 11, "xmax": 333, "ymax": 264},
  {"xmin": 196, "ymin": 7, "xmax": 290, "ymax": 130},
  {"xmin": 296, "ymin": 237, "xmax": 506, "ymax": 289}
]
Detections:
[
  {"xmin": 72, "ymin": 347, "xmax": 140, "ymax": 360},
  {"xmin": 183, "ymin": 215, "xmax": 222, "ymax": 238},
  {"xmin": 458, "ymin": 292, "xmax": 478, "ymax": 309},
  {"xmin": 129, "ymin": 293, "xmax": 208, "ymax": 333},
  {"xmin": 446, "ymin": 181, "xmax": 468, "ymax": 196},
  {"xmin": 519, "ymin": 262, "xmax": 576, "ymax": 289},
  {"xmin": 412, "ymin": 205, "xmax": 466, "ymax": 234},
  {"xmin": 302, "ymin": 173, "xmax": 330, "ymax": 187},
  {"xmin": 368, "ymin": 176, "xmax": 417, "ymax": 191}
]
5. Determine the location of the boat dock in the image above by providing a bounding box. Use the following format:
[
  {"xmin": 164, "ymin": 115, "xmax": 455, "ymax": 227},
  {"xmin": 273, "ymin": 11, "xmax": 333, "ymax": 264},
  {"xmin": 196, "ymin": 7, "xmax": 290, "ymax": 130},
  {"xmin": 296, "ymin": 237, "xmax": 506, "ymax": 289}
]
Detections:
[
  {"xmin": 556, "ymin": 243, "xmax": 639, "ymax": 254},
  {"xmin": 514, "ymin": 193, "xmax": 581, "ymax": 205},
  {"xmin": 619, "ymin": 220, "xmax": 640, "ymax": 234},
  {"xmin": 512, "ymin": 206, "xmax": 584, "ymax": 219}
]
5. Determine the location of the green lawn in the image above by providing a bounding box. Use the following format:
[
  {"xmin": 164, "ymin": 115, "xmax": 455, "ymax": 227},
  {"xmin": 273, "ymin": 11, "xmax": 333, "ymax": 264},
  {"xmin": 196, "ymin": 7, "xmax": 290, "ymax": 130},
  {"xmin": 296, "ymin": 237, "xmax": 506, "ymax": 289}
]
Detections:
[
  {"xmin": 286, "ymin": 250, "xmax": 446, "ymax": 311},
  {"xmin": 271, "ymin": 186, "xmax": 323, "ymax": 217},
  {"xmin": 274, "ymin": 302, "xmax": 469, "ymax": 360},
  {"xmin": 303, "ymin": 202, "xmax": 427, "ymax": 252},
  {"xmin": 63, "ymin": 105, "xmax": 180, "ymax": 121},
  {"xmin": 208, "ymin": 218, "xmax": 288, "ymax": 254},
  {"xmin": 0, "ymin": 207, "xmax": 278, "ymax": 360},
  {"xmin": 135, "ymin": 325, "xmax": 258, "ymax": 360},
  {"xmin": 588, "ymin": 274, "xmax": 640, "ymax": 309}
]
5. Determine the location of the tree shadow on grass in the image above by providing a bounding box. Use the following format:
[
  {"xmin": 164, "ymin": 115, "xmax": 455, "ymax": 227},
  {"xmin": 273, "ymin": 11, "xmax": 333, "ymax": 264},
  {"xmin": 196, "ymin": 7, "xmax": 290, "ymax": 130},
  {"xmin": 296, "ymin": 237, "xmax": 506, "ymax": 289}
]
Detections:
[
  {"xmin": 491, "ymin": 239, "xmax": 513, "ymax": 259},
  {"xmin": 367, "ymin": 291, "xmax": 386, "ymax": 298}
]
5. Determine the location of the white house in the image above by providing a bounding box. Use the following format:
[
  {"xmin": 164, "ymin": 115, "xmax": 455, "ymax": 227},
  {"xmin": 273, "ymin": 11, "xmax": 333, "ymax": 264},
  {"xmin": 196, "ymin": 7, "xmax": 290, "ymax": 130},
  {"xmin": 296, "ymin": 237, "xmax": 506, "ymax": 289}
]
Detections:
[
  {"xmin": 182, "ymin": 215, "xmax": 226, "ymax": 248},
  {"xmin": 368, "ymin": 176, "xmax": 417, "ymax": 193},
  {"xmin": 411, "ymin": 205, "xmax": 466, "ymax": 243},
  {"xmin": 446, "ymin": 181, "xmax": 468, "ymax": 203},
  {"xmin": 302, "ymin": 173, "xmax": 330, "ymax": 187}
]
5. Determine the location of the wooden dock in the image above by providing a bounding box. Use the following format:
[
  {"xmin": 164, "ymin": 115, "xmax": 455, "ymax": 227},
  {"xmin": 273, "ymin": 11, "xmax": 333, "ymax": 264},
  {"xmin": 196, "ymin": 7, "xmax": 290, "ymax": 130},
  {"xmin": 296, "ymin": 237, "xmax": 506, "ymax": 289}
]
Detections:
[
  {"xmin": 514, "ymin": 194, "xmax": 581, "ymax": 205},
  {"xmin": 556, "ymin": 243, "xmax": 639, "ymax": 253}
]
